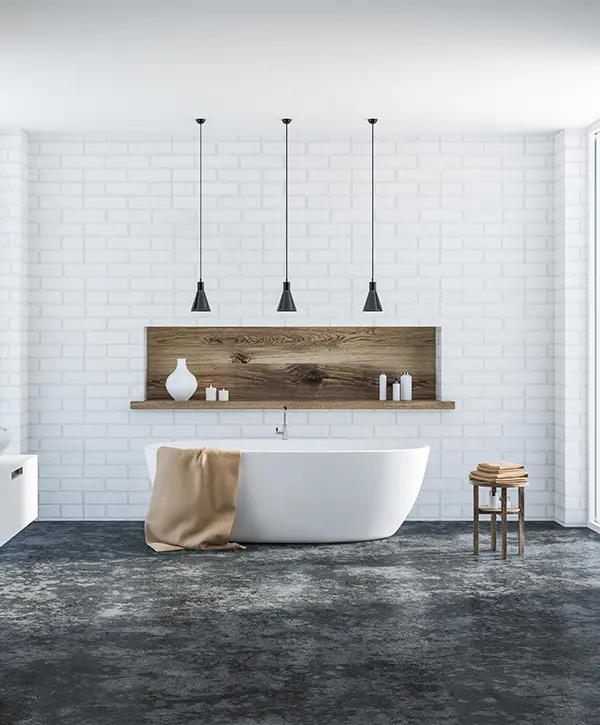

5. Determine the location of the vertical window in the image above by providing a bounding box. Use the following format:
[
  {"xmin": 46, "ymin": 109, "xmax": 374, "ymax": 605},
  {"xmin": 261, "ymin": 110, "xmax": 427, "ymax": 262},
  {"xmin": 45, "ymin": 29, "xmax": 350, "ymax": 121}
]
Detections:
[{"xmin": 591, "ymin": 130, "xmax": 600, "ymax": 531}]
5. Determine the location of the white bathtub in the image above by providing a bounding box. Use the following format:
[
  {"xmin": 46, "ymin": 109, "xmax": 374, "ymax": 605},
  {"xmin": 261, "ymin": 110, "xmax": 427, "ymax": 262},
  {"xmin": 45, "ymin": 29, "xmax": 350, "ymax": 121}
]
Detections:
[{"xmin": 144, "ymin": 440, "xmax": 429, "ymax": 544}]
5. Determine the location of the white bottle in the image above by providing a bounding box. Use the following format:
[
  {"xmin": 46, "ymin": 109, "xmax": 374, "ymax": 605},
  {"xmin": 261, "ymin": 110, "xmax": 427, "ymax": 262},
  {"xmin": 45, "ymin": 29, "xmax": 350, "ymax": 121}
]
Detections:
[
  {"xmin": 392, "ymin": 379, "xmax": 401, "ymax": 401},
  {"xmin": 489, "ymin": 491, "xmax": 499, "ymax": 509},
  {"xmin": 400, "ymin": 371, "xmax": 412, "ymax": 401},
  {"xmin": 165, "ymin": 358, "xmax": 198, "ymax": 401},
  {"xmin": 379, "ymin": 373, "xmax": 387, "ymax": 401}
]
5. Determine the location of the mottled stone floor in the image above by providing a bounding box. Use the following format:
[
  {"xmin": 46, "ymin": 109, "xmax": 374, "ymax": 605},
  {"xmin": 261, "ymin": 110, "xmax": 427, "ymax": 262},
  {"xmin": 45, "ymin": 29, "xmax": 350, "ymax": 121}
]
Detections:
[{"xmin": 0, "ymin": 522, "xmax": 599, "ymax": 725}]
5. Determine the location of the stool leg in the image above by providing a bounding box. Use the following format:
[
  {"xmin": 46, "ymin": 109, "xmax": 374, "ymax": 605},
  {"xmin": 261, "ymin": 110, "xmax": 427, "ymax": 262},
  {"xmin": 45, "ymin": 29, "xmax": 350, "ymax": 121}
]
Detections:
[
  {"xmin": 491, "ymin": 486, "xmax": 497, "ymax": 552},
  {"xmin": 473, "ymin": 485, "xmax": 479, "ymax": 555},
  {"xmin": 501, "ymin": 487, "xmax": 508, "ymax": 560},
  {"xmin": 518, "ymin": 487, "xmax": 525, "ymax": 556}
]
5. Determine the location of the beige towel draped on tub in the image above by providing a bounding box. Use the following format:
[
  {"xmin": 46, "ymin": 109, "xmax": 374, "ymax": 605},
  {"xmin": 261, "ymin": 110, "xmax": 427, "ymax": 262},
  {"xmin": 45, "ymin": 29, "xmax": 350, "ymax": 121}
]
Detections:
[{"xmin": 145, "ymin": 446, "xmax": 245, "ymax": 552}]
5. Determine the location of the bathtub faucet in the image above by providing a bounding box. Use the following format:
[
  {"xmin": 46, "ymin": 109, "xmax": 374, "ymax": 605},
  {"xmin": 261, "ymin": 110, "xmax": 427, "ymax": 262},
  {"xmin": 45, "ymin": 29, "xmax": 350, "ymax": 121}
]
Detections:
[{"xmin": 275, "ymin": 406, "xmax": 288, "ymax": 440}]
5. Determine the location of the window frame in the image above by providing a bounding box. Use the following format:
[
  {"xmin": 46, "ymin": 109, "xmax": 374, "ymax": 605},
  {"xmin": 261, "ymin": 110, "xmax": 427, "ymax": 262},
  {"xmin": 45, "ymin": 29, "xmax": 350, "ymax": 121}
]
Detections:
[{"xmin": 588, "ymin": 121, "xmax": 600, "ymax": 534}]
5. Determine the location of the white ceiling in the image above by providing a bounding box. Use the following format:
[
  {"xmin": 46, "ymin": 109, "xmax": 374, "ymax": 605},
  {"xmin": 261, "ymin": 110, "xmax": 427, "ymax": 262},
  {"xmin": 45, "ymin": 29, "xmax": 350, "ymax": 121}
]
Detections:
[{"xmin": 1, "ymin": 0, "xmax": 600, "ymax": 135}]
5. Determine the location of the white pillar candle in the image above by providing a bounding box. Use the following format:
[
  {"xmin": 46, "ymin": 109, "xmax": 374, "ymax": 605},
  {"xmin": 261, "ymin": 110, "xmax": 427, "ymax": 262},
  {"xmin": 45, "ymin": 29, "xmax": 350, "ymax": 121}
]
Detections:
[
  {"xmin": 218, "ymin": 388, "xmax": 229, "ymax": 402},
  {"xmin": 400, "ymin": 372, "xmax": 412, "ymax": 401},
  {"xmin": 379, "ymin": 373, "xmax": 387, "ymax": 401},
  {"xmin": 205, "ymin": 385, "xmax": 217, "ymax": 402}
]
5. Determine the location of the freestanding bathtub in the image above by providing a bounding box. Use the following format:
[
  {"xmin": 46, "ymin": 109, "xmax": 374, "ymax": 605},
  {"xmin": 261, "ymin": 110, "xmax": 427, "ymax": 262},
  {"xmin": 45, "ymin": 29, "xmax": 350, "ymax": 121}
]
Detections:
[{"xmin": 144, "ymin": 440, "xmax": 429, "ymax": 544}]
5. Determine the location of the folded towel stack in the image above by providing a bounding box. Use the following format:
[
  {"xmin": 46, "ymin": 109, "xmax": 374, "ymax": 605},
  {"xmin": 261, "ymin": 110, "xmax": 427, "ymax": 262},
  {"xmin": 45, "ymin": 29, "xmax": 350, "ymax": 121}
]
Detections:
[{"xmin": 469, "ymin": 461, "xmax": 528, "ymax": 485}]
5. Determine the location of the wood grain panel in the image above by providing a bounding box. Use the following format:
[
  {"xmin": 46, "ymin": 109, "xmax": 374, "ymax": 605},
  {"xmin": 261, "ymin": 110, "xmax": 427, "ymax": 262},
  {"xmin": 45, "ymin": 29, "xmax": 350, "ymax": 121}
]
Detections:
[{"xmin": 144, "ymin": 326, "xmax": 438, "ymax": 402}]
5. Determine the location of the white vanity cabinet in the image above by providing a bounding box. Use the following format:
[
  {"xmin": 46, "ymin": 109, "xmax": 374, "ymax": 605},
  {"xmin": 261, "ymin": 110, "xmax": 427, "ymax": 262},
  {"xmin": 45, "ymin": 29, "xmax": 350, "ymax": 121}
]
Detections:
[{"xmin": 0, "ymin": 455, "xmax": 38, "ymax": 548}]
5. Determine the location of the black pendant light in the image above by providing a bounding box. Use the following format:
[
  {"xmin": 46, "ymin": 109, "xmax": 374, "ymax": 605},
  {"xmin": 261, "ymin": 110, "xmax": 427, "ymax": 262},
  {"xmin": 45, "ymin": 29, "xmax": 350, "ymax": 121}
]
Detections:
[
  {"xmin": 191, "ymin": 118, "xmax": 211, "ymax": 312},
  {"xmin": 363, "ymin": 118, "xmax": 383, "ymax": 312},
  {"xmin": 277, "ymin": 118, "xmax": 297, "ymax": 312}
]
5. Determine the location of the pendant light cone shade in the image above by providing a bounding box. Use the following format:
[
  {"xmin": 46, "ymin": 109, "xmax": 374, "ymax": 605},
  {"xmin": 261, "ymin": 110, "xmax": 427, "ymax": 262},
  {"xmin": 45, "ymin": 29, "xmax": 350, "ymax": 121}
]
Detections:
[
  {"xmin": 277, "ymin": 118, "xmax": 297, "ymax": 312},
  {"xmin": 191, "ymin": 280, "xmax": 211, "ymax": 312},
  {"xmin": 191, "ymin": 118, "xmax": 210, "ymax": 312},
  {"xmin": 277, "ymin": 281, "xmax": 297, "ymax": 312},
  {"xmin": 363, "ymin": 118, "xmax": 383, "ymax": 312},
  {"xmin": 363, "ymin": 281, "xmax": 383, "ymax": 312}
]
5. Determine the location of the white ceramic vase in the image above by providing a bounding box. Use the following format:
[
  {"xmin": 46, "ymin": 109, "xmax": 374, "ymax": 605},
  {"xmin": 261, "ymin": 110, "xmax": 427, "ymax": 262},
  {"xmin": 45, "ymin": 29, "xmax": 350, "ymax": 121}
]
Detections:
[
  {"xmin": 165, "ymin": 358, "xmax": 198, "ymax": 402},
  {"xmin": 0, "ymin": 428, "xmax": 11, "ymax": 456}
]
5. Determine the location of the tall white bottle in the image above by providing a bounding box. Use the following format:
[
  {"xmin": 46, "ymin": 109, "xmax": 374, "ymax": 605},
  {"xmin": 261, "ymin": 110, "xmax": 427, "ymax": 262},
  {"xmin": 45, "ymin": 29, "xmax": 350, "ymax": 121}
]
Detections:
[
  {"xmin": 379, "ymin": 373, "xmax": 387, "ymax": 401},
  {"xmin": 400, "ymin": 371, "xmax": 412, "ymax": 401}
]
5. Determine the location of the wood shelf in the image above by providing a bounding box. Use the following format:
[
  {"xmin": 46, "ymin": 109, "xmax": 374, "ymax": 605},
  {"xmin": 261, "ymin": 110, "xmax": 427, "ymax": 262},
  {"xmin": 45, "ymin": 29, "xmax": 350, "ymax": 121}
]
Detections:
[{"xmin": 130, "ymin": 399, "xmax": 456, "ymax": 411}]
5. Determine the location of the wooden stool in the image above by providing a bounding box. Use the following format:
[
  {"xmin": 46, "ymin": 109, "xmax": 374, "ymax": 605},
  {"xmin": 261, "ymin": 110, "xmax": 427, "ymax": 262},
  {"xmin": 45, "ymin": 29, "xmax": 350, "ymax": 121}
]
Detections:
[{"xmin": 470, "ymin": 480, "xmax": 526, "ymax": 560}]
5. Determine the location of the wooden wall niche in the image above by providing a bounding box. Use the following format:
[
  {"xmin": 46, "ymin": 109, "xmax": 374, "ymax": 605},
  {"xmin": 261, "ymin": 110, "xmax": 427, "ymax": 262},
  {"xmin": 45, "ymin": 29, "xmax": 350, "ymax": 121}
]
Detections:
[{"xmin": 141, "ymin": 326, "xmax": 442, "ymax": 405}]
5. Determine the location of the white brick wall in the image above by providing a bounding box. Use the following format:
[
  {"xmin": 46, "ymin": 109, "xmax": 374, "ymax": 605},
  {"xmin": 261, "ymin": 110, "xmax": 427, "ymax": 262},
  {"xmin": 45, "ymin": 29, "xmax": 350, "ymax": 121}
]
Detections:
[
  {"xmin": 25, "ymin": 132, "xmax": 559, "ymax": 521},
  {"xmin": 0, "ymin": 130, "xmax": 28, "ymax": 452},
  {"xmin": 554, "ymin": 130, "xmax": 588, "ymax": 525}
]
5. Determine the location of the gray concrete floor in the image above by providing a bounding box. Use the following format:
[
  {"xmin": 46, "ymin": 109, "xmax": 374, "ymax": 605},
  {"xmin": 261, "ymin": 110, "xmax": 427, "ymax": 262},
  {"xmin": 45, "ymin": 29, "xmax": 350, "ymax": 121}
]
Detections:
[{"xmin": 0, "ymin": 521, "xmax": 599, "ymax": 725}]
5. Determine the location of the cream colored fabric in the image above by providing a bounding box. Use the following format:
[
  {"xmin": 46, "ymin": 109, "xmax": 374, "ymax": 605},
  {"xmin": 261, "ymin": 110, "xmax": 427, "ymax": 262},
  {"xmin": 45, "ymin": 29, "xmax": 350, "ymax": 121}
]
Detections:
[
  {"xmin": 477, "ymin": 461, "xmax": 524, "ymax": 473},
  {"xmin": 145, "ymin": 446, "xmax": 245, "ymax": 552},
  {"xmin": 469, "ymin": 473, "xmax": 528, "ymax": 486},
  {"xmin": 471, "ymin": 469, "xmax": 528, "ymax": 481}
]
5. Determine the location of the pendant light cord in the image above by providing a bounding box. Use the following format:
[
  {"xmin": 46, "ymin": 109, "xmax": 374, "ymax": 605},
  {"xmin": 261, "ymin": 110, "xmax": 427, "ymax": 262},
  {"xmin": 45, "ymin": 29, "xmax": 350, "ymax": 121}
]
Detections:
[
  {"xmin": 371, "ymin": 120, "xmax": 375, "ymax": 282},
  {"xmin": 285, "ymin": 120, "xmax": 289, "ymax": 282},
  {"xmin": 198, "ymin": 120, "xmax": 203, "ymax": 281}
]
